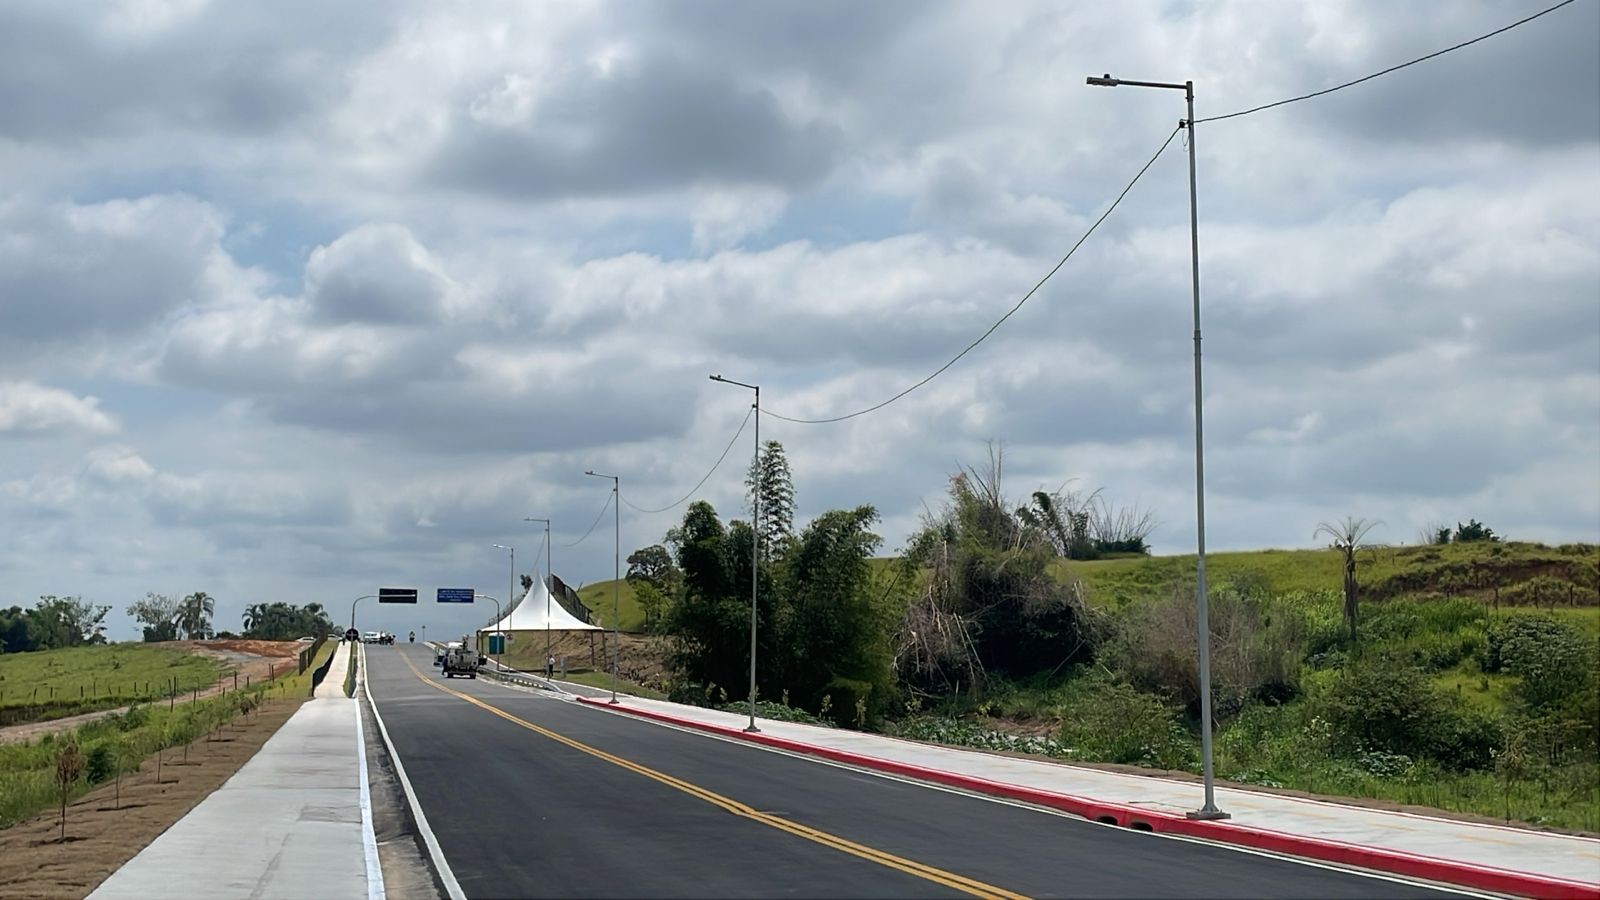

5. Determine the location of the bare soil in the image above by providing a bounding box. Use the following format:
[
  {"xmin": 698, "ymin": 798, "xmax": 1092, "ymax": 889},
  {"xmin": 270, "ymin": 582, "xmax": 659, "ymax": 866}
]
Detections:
[
  {"xmin": 0, "ymin": 695, "xmax": 307, "ymax": 899},
  {"xmin": 0, "ymin": 641, "xmax": 300, "ymax": 746},
  {"xmin": 499, "ymin": 631, "xmax": 669, "ymax": 687}
]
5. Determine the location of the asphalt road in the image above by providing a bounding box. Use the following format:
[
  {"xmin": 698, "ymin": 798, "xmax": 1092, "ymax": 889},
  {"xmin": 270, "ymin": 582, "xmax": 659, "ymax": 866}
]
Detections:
[{"xmin": 365, "ymin": 643, "xmax": 1462, "ymax": 900}]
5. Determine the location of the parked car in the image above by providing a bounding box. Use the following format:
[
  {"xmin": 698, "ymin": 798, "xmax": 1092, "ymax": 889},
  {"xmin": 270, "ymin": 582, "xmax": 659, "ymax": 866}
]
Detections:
[{"xmin": 362, "ymin": 631, "xmax": 382, "ymax": 643}]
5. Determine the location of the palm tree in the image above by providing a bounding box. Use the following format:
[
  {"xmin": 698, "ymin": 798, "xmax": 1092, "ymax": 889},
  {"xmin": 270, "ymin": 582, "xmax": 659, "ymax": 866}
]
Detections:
[
  {"xmin": 177, "ymin": 592, "xmax": 215, "ymax": 640},
  {"xmin": 1314, "ymin": 517, "xmax": 1383, "ymax": 642}
]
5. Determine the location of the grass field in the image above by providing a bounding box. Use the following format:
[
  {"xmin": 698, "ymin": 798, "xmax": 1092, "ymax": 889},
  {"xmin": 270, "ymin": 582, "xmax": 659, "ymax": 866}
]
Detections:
[
  {"xmin": 0, "ymin": 645, "xmax": 228, "ymax": 726},
  {"xmin": 577, "ymin": 578, "xmax": 644, "ymax": 631},
  {"xmin": 1062, "ymin": 541, "xmax": 1598, "ymax": 609},
  {"xmin": 0, "ymin": 639, "xmax": 335, "ymax": 830}
]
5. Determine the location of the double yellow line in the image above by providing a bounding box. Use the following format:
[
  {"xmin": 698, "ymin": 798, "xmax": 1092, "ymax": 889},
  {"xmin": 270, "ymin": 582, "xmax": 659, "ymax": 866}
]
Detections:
[{"xmin": 399, "ymin": 653, "xmax": 1028, "ymax": 900}]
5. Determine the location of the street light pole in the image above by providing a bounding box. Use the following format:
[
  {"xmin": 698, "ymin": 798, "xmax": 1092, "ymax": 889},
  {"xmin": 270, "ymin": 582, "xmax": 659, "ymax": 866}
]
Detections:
[
  {"xmin": 710, "ymin": 374, "xmax": 761, "ymax": 733},
  {"xmin": 349, "ymin": 595, "xmax": 377, "ymax": 636},
  {"xmin": 1087, "ymin": 72, "xmax": 1226, "ymax": 820},
  {"xmin": 585, "ymin": 471, "xmax": 621, "ymax": 704},
  {"xmin": 473, "ymin": 593, "xmax": 503, "ymax": 671},
  {"xmin": 525, "ymin": 517, "xmax": 553, "ymax": 666}
]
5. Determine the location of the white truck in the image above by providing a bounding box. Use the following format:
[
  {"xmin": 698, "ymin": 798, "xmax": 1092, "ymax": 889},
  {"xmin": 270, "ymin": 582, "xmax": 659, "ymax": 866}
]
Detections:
[{"xmin": 442, "ymin": 644, "xmax": 480, "ymax": 679}]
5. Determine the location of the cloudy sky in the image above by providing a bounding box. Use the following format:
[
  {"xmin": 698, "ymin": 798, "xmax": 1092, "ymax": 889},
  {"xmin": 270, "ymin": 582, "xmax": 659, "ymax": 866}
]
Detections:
[{"xmin": 2, "ymin": 0, "xmax": 1596, "ymax": 640}]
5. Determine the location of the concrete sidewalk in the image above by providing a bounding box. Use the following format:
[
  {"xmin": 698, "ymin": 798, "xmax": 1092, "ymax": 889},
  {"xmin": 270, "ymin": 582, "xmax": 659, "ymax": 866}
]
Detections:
[
  {"xmin": 89, "ymin": 695, "xmax": 382, "ymax": 900},
  {"xmin": 571, "ymin": 688, "xmax": 1600, "ymax": 897}
]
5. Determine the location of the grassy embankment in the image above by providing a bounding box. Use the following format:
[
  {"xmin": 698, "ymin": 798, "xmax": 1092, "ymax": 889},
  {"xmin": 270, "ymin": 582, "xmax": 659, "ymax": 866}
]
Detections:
[
  {"xmin": 0, "ymin": 640, "xmax": 336, "ymax": 829},
  {"xmin": 895, "ymin": 540, "xmax": 1599, "ymax": 831},
  {"xmin": 0, "ymin": 645, "xmax": 227, "ymax": 726}
]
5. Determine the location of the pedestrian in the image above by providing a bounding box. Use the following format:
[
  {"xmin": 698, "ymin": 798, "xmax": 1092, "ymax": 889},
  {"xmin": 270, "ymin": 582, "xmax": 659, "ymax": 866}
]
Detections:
[{"xmin": 546, "ymin": 654, "xmax": 555, "ymax": 679}]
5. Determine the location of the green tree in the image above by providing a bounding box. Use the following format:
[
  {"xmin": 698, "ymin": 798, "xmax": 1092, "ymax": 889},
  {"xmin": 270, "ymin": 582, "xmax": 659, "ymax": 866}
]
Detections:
[
  {"xmin": 746, "ymin": 440, "xmax": 796, "ymax": 560},
  {"xmin": 782, "ymin": 506, "xmax": 896, "ymax": 724},
  {"xmin": 27, "ymin": 596, "xmax": 110, "ymax": 649},
  {"xmin": 1313, "ymin": 516, "xmax": 1382, "ymax": 642},
  {"xmin": 127, "ymin": 592, "xmax": 181, "ymax": 642},
  {"xmin": 1452, "ymin": 519, "xmax": 1499, "ymax": 543},
  {"xmin": 626, "ymin": 544, "xmax": 680, "ymax": 594},
  {"xmin": 0, "ymin": 605, "xmax": 36, "ymax": 653},
  {"xmin": 665, "ymin": 502, "xmax": 749, "ymax": 696},
  {"xmin": 241, "ymin": 602, "xmax": 333, "ymax": 640},
  {"xmin": 176, "ymin": 591, "xmax": 215, "ymax": 640}
]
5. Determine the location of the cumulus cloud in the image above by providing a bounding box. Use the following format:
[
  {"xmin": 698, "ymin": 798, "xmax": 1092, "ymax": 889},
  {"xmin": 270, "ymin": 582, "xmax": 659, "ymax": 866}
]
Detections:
[
  {"xmin": 0, "ymin": 382, "xmax": 117, "ymax": 436},
  {"xmin": 0, "ymin": 0, "xmax": 1595, "ymax": 639}
]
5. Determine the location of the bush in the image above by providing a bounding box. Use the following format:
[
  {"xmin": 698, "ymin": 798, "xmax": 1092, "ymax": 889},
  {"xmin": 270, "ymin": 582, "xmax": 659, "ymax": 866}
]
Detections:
[
  {"xmin": 85, "ymin": 744, "xmax": 115, "ymax": 784},
  {"xmin": 1107, "ymin": 587, "xmax": 1304, "ymax": 717},
  {"xmin": 1316, "ymin": 662, "xmax": 1501, "ymax": 770},
  {"xmin": 1483, "ymin": 615, "xmax": 1597, "ymax": 710},
  {"xmin": 1057, "ymin": 678, "xmax": 1196, "ymax": 770}
]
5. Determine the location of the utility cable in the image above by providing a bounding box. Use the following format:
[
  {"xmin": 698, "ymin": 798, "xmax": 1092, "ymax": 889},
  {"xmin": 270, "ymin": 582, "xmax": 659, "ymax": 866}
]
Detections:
[
  {"xmin": 766, "ymin": 124, "xmax": 1182, "ymax": 425},
  {"xmin": 562, "ymin": 490, "xmax": 614, "ymax": 548},
  {"xmin": 621, "ymin": 404, "xmax": 755, "ymax": 514},
  {"xmin": 1197, "ymin": 0, "xmax": 1579, "ymax": 124}
]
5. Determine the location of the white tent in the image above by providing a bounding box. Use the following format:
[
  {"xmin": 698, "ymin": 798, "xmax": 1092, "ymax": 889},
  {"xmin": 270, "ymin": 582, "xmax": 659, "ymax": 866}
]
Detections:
[{"xmin": 483, "ymin": 578, "xmax": 601, "ymax": 633}]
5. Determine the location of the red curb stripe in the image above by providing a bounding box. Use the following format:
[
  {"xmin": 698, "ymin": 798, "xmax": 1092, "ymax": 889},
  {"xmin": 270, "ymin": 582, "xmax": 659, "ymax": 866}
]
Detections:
[{"xmin": 577, "ymin": 697, "xmax": 1600, "ymax": 900}]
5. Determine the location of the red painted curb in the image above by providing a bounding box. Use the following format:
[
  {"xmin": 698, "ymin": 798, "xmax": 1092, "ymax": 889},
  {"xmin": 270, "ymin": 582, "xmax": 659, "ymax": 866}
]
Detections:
[{"xmin": 577, "ymin": 697, "xmax": 1600, "ymax": 900}]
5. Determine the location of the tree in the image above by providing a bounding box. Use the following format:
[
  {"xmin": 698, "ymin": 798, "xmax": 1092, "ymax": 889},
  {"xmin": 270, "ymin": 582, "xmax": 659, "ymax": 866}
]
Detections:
[
  {"xmin": 626, "ymin": 544, "xmax": 679, "ymax": 592},
  {"xmin": 27, "ymin": 596, "xmax": 110, "ymax": 649},
  {"xmin": 242, "ymin": 602, "xmax": 333, "ymax": 640},
  {"xmin": 1314, "ymin": 516, "xmax": 1383, "ymax": 642},
  {"xmin": 176, "ymin": 592, "xmax": 214, "ymax": 640},
  {"xmin": 55, "ymin": 739, "xmax": 85, "ymax": 841},
  {"xmin": 0, "ymin": 606, "xmax": 35, "ymax": 653},
  {"xmin": 782, "ymin": 505, "xmax": 896, "ymax": 723},
  {"xmin": 127, "ymin": 593, "xmax": 181, "ymax": 642},
  {"xmin": 746, "ymin": 440, "xmax": 796, "ymax": 559},
  {"xmin": 1452, "ymin": 519, "xmax": 1499, "ymax": 543},
  {"xmin": 1017, "ymin": 488, "xmax": 1096, "ymax": 559}
]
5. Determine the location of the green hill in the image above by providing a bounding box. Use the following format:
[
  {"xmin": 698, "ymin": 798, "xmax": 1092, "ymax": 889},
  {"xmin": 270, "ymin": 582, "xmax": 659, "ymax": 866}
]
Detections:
[
  {"xmin": 1063, "ymin": 540, "xmax": 1599, "ymax": 612},
  {"xmin": 576, "ymin": 578, "xmax": 644, "ymax": 631}
]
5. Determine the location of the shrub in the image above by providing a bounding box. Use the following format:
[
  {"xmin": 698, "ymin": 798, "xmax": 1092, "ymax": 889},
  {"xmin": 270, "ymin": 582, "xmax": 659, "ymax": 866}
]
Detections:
[
  {"xmin": 1058, "ymin": 678, "xmax": 1196, "ymax": 770},
  {"xmin": 1106, "ymin": 587, "xmax": 1304, "ymax": 717},
  {"xmin": 85, "ymin": 744, "xmax": 115, "ymax": 784},
  {"xmin": 115, "ymin": 704, "xmax": 149, "ymax": 733},
  {"xmin": 1483, "ymin": 615, "xmax": 1597, "ymax": 710},
  {"xmin": 1317, "ymin": 661, "xmax": 1501, "ymax": 770}
]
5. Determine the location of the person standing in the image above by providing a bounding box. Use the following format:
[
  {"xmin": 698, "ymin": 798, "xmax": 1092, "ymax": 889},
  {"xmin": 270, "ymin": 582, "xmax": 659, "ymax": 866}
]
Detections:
[{"xmin": 545, "ymin": 654, "xmax": 555, "ymax": 679}]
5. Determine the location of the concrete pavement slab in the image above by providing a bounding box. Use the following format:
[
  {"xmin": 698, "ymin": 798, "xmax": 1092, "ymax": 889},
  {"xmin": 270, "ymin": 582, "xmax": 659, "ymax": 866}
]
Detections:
[{"xmin": 88, "ymin": 698, "xmax": 381, "ymax": 900}]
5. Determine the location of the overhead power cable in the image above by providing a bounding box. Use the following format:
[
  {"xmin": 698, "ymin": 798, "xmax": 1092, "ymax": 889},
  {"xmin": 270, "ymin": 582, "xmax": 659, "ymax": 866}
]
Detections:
[
  {"xmin": 766, "ymin": 124, "xmax": 1182, "ymax": 425},
  {"xmin": 621, "ymin": 404, "xmax": 755, "ymax": 514},
  {"xmin": 1197, "ymin": 0, "xmax": 1579, "ymax": 124},
  {"xmin": 562, "ymin": 490, "xmax": 613, "ymax": 548}
]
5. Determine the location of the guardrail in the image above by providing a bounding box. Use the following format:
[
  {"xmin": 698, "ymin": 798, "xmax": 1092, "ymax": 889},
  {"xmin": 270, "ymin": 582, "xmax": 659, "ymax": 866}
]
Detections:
[
  {"xmin": 477, "ymin": 660, "xmax": 562, "ymax": 693},
  {"xmin": 297, "ymin": 634, "xmax": 327, "ymax": 675}
]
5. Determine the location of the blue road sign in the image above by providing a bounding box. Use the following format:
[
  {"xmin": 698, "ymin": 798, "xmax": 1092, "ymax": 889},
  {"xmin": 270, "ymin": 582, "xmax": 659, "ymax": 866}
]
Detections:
[{"xmin": 437, "ymin": 588, "xmax": 474, "ymax": 603}]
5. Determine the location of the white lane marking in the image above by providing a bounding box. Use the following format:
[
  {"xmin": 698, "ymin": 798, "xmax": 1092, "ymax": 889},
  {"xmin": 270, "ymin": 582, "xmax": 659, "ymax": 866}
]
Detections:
[
  {"xmin": 355, "ymin": 645, "xmax": 386, "ymax": 900},
  {"xmin": 574, "ymin": 701, "xmax": 1493, "ymax": 898},
  {"xmin": 364, "ymin": 647, "xmax": 467, "ymax": 900}
]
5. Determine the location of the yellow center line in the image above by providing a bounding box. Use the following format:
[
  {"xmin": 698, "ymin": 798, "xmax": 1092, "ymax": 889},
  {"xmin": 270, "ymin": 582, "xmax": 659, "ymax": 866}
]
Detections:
[{"xmin": 398, "ymin": 653, "xmax": 1031, "ymax": 900}]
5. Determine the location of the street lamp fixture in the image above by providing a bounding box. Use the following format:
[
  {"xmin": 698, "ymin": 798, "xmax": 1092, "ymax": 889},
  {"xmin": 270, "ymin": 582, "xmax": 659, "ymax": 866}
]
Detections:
[
  {"xmin": 710, "ymin": 374, "xmax": 762, "ymax": 733},
  {"xmin": 349, "ymin": 595, "xmax": 377, "ymax": 635},
  {"xmin": 585, "ymin": 470, "xmax": 621, "ymax": 704},
  {"xmin": 524, "ymin": 517, "xmax": 554, "ymax": 669},
  {"xmin": 1087, "ymin": 71, "xmax": 1227, "ymax": 821}
]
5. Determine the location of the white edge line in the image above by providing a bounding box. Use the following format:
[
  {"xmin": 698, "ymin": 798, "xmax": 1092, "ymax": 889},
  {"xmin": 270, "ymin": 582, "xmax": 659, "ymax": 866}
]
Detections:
[
  {"xmin": 365, "ymin": 647, "xmax": 468, "ymax": 900},
  {"xmin": 355, "ymin": 644, "xmax": 386, "ymax": 900},
  {"xmin": 574, "ymin": 699, "xmax": 1495, "ymax": 898}
]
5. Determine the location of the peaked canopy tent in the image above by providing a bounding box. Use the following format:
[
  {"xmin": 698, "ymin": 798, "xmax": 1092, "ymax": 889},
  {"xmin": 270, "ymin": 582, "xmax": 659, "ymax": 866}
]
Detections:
[{"xmin": 484, "ymin": 579, "xmax": 601, "ymax": 633}]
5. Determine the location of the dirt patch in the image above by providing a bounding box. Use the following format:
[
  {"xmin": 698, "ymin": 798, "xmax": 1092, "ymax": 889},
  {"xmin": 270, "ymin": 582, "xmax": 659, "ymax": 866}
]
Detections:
[
  {"xmin": 498, "ymin": 631, "xmax": 668, "ymax": 685},
  {"xmin": 0, "ymin": 643, "xmax": 300, "ymax": 746},
  {"xmin": 0, "ymin": 694, "xmax": 307, "ymax": 900}
]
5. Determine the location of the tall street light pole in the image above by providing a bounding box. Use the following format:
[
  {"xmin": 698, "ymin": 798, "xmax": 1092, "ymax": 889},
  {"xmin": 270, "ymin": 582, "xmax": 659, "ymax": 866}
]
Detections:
[
  {"xmin": 525, "ymin": 517, "xmax": 553, "ymax": 665},
  {"xmin": 486, "ymin": 538, "xmax": 512, "ymax": 624},
  {"xmin": 710, "ymin": 374, "xmax": 761, "ymax": 733},
  {"xmin": 585, "ymin": 470, "xmax": 621, "ymax": 704},
  {"xmin": 473, "ymin": 593, "xmax": 503, "ymax": 671},
  {"xmin": 1087, "ymin": 73, "xmax": 1227, "ymax": 820}
]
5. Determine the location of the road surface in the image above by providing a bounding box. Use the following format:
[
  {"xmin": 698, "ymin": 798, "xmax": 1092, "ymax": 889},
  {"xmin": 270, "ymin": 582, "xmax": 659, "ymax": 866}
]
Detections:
[{"xmin": 365, "ymin": 643, "xmax": 1461, "ymax": 899}]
